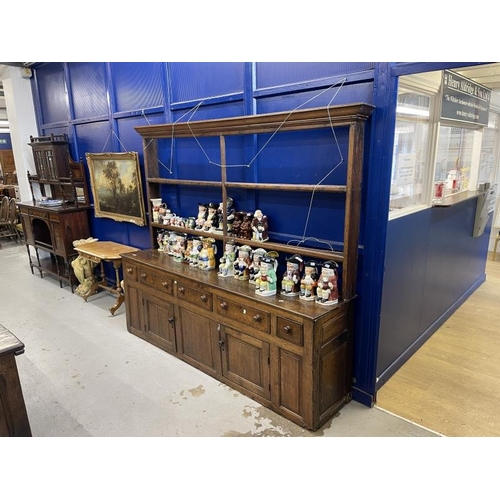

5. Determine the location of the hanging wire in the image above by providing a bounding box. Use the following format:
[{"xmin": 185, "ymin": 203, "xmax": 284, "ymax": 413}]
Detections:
[
  {"xmin": 144, "ymin": 77, "xmax": 349, "ymax": 249},
  {"xmin": 101, "ymin": 128, "xmax": 130, "ymax": 154}
]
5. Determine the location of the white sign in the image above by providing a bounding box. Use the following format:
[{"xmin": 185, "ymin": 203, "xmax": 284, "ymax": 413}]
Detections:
[{"xmin": 396, "ymin": 153, "xmax": 416, "ymax": 186}]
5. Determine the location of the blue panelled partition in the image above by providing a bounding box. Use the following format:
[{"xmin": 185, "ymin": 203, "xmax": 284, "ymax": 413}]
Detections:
[{"xmin": 25, "ymin": 61, "xmax": 494, "ymax": 407}]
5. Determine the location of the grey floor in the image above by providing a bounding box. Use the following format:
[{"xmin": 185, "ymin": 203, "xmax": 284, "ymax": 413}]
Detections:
[{"xmin": 0, "ymin": 239, "xmax": 440, "ymax": 438}]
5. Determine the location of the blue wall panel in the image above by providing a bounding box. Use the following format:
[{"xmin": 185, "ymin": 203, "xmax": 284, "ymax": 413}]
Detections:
[
  {"xmin": 36, "ymin": 63, "xmax": 69, "ymax": 125},
  {"xmin": 172, "ymin": 100, "xmax": 246, "ymax": 121},
  {"xmin": 111, "ymin": 62, "xmax": 165, "ymax": 113},
  {"xmin": 377, "ymin": 209, "xmax": 431, "ymax": 379},
  {"xmin": 170, "ymin": 62, "xmax": 245, "ymax": 103},
  {"xmin": 377, "ymin": 200, "xmax": 490, "ymax": 387},
  {"xmin": 0, "ymin": 134, "xmax": 12, "ymax": 149},
  {"xmin": 256, "ymin": 81, "xmax": 374, "ymax": 113},
  {"xmin": 68, "ymin": 63, "xmax": 108, "ymax": 120},
  {"xmin": 255, "ymin": 62, "xmax": 375, "ymax": 89}
]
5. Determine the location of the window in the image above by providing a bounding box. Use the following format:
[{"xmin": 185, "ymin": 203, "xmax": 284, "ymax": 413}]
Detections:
[
  {"xmin": 389, "ymin": 87, "xmax": 433, "ymax": 215},
  {"xmin": 389, "ymin": 67, "xmax": 500, "ymax": 220}
]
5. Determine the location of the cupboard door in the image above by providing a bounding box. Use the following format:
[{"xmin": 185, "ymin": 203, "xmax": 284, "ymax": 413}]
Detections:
[
  {"xmin": 124, "ymin": 282, "xmax": 143, "ymax": 337},
  {"xmin": 276, "ymin": 347, "xmax": 304, "ymax": 420},
  {"xmin": 50, "ymin": 221, "xmax": 64, "ymax": 255},
  {"xmin": 221, "ymin": 326, "xmax": 270, "ymax": 401},
  {"xmin": 143, "ymin": 293, "xmax": 177, "ymax": 354},
  {"xmin": 20, "ymin": 214, "xmax": 35, "ymax": 246},
  {"xmin": 177, "ymin": 308, "xmax": 220, "ymax": 376}
]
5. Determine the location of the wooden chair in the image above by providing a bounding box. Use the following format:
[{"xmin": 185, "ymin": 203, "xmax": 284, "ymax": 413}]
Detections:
[
  {"xmin": 0, "ymin": 196, "xmax": 8, "ymax": 222},
  {"xmin": 0, "ymin": 198, "xmax": 21, "ymax": 246}
]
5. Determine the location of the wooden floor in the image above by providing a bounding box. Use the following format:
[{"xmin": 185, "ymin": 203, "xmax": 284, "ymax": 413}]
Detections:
[{"xmin": 376, "ymin": 252, "xmax": 500, "ymax": 437}]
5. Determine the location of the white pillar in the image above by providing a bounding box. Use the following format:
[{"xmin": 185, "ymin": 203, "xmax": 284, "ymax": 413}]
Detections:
[{"xmin": 0, "ymin": 65, "xmax": 38, "ymax": 202}]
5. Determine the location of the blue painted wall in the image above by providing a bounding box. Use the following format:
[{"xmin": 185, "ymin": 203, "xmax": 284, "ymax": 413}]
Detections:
[
  {"xmin": 27, "ymin": 61, "xmax": 492, "ymax": 407},
  {"xmin": 0, "ymin": 133, "xmax": 12, "ymax": 149}
]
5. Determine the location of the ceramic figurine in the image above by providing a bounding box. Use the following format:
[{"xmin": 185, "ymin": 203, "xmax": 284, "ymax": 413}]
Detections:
[
  {"xmin": 151, "ymin": 198, "xmax": 164, "ymax": 223},
  {"xmin": 218, "ymin": 239, "xmax": 236, "ymax": 277},
  {"xmin": 255, "ymin": 255, "xmax": 278, "ymax": 296},
  {"xmin": 203, "ymin": 202, "xmax": 219, "ymax": 233},
  {"xmin": 248, "ymin": 248, "xmax": 267, "ymax": 285},
  {"xmin": 198, "ymin": 237, "xmax": 217, "ymax": 270},
  {"xmin": 316, "ymin": 260, "xmax": 339, "ymax": 305},
  {"xmin": 251, "ymin": 209, "xmax": 269, "ymax": 242},
  {"xmin": 157, "ymin": 230, "xmax": 166, "ymax": 252},
  {"xmin": 299, "ymin": 260, "xmax": 320, "ymax": 301},
  {"xmin": 173, "ymin": 233, "xmax": 187, "ymax": 262},
  {"xmin": 233, "ymin": 244, "xmax": 252, "ymax": 280},
  {"xmin": 184, "ymin": 236, "xmax": 194, "ymax": 262},
  {"xmin": 189, "ymin": 236, "xmax": 203, "ymax": 266},
  {"xmin": 231, "ymin": 211, "xmax": 244, "ymax": 238},
  {"xmin": 239, "ymin": 212, "xmax": 254, "ymax": 240},
  {"xmin": 281, "ymin": 254, "xmax": 304, "ymax": 296},
  {"xmin": 216, "ymin": 197, "xmax": 235, "ymax": 234},
  {"xmin": 167, "ymin": 231, "xmax": 177, "ymax": 256},
  {"xmin": 195, "ymin": 203, "xmax": 208, "ymax": 230}
]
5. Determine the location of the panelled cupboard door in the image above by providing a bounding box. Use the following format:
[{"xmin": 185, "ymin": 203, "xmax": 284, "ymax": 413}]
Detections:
[
  {"xmin": 221, "ymin": 325, "xmax": 271, "ymax": 401},
  {"xmin": 143, "ymin": 294, "xmax": 177, "ymax": 354},
  {"xmin": 177, "ymin": 308, "xmax": 221, "ymax": 376},
  {"xmin": 124, "ymin": 282, "xmax": 143, "ymax": 337}
]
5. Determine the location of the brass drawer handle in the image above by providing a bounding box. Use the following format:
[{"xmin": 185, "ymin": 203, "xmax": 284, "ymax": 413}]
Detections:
[
  {"xmin": 126, "ymin": 268, "xmax": 133, "ymax": 274},
  {"xmin": 178, "ymin": 286, "xmax": 185, "ymax": 294},
  {"xmin": 140, "ymin": 272, "xmax": 147, "ymax": 278},
  {"xmin": 200, "ymin": 294, "xmax": 208, "ymax": 302},
  {"xmin": 162, "ymin": 281, "xmax": 169, "ymax": 288},
  {"xmin": 253, "ymin": 315, "xmax": 262, "ymax": 323},
  {"xmin": 283, "ymin": 325, "xmax": 292, "ymax": 334},
  {"xmin": 220, "ymin": 301, "xmax": 228, "ymax": 310}
]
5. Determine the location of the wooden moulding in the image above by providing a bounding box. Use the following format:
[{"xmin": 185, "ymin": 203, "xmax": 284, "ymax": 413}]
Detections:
[{"xmin": 134, "ymin": 103, "xmax": 375, "ymax": 139}]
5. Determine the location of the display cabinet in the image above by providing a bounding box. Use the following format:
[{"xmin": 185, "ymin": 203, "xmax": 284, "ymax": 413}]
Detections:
[
  {"xmin": 18, "ymin": 134, "xmax": 91, "ymax": 291},
  {"xmin": 27, "ymin": 134, "xmax": 90, "ymax": 205},
  {"xmin": 125, "ymin": 103, "xmax": 374, "ymax": 429}
]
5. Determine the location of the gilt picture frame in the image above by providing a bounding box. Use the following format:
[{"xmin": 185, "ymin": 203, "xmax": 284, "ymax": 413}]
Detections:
[{"xmin": 86, "ymin": 151, "xmax": 146, "ymax": 226}]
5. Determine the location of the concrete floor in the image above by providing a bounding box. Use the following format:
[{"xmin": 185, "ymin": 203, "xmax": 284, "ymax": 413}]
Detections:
[{"xmin": 0, "ymin": 239, "xmax": 439, "ymax": 438}]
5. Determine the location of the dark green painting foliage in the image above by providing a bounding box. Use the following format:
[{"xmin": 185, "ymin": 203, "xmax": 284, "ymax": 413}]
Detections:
[{"xmin": 99, "ymin": 161, "xmax": 142, "ymax": 217}]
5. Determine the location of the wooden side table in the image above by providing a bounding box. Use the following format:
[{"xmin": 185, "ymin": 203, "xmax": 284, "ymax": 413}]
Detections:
[
  {"xmin": 73, "ymin": 241, "xmax": 139, "ymax": 315},
  {"xmin": 0, "ymin": 324, "xmax": 32, "ymax": 437}
]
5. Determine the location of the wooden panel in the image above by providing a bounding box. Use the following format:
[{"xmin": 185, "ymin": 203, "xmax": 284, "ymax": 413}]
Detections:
[
  {"xmin": 278, "ymin": 348, "xmax": 302, "ymax": 417},
  {"xmin": 319, "ymin": 333, "xmax": 348, "ymax": 416},
  {"xmin": 276, "ymin": 316, "xmax": 303, "ymax": 347},
  {"xmin": 143, "ymin": 294, "xmax": 176, "ymax": 354},
  {"xmin": 124, "ymin": 282, "xmax": 143, "ymax": 337},
  {"xmin": 216, "ymin": 295, "xmax": 270, "ymax": 334},
  {"xmin": 222, "ymin": 326, "xmax": 270, "ymax": 400},
  {"xmin": 138, "ymin": 267, "xmax": 173, "ymax": 295},
  {"xmin": 177, "ymin": 308, "xmax": 220, "ymax": 375}
]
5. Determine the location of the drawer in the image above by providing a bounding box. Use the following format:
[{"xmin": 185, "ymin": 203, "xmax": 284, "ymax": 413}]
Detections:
[
  {"xmin": 276, "ymin": 316, "xmax": 303, "ymax": 346},
  {"xmin": 49, "ymin": 213, "xmax": 61, "ymax": 221},
  {"xmin": 123, "ymin": 263, "xmax": 138, "ymax": 282},
  {"xmin": 30, "ymin": 208, "xmax": 48, "ymax": 219},
  {"xmin": 216, "ymin": 296, "xmax": 270, "ymax": 334},
  {"xmin": 176, "ymin": 281, "xmax": 212, "ymax": 311},
  {"xmin": 139, "ymin": 267, "xmax": 173, "ymax": 295}
]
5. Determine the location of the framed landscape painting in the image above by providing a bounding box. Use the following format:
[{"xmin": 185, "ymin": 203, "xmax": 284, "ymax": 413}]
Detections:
[{"xmin": 86, "ymin": 151, "xmax": 146, "ymax": 226}]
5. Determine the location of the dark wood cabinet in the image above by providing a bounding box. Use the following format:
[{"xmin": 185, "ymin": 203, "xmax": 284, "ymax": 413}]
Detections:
[
  {"xmin": 122, "ymin": 250, "xmax": 351, "ymax": 430},
  {"xmin": 17, "ymin": 134, "xmax": 92, "ymax": 290},
  {"xmin": 17, "ymin": 202, "xmax": 90, "ymax": 290},
  {"xmin": 27, "ymin": 134, "xmax": 90, "ymax": 206},
  {"xmin": 0, "ymin": 324, "xmax": 32, "ymax": 437},
  {"xmin": 124, "ymin": 103, "xmax": 374, "ymax": 430}
]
